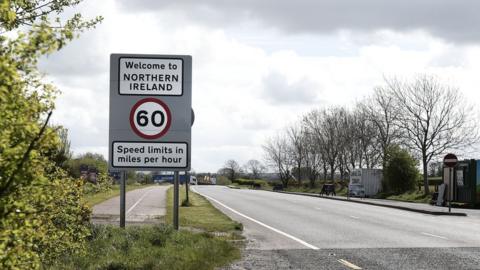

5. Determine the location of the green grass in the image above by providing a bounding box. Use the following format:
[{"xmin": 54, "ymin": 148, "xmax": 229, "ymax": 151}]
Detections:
[
  {"xmin": 382, "ymin": 190, "xmax": 432, "ymax": 203},
  {"xmin": 47, "ymin": 224, "xmax": 240, "ymax": 270},
  {"xmin": 166, "ymin": 185, "xmax": 243, "ymax": 233},
  {"xmin": 84, "ymin": 184, "xmax": 156, "ymax": 207},
  {"xmin": 283, "ymin": 184, "xmax": 348, "ymax": 196}
]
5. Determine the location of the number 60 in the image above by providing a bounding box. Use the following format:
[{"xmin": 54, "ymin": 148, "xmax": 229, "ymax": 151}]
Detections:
[{"xmin": 136, "ymin": 110, "xmax": 165, "ymax": 127}]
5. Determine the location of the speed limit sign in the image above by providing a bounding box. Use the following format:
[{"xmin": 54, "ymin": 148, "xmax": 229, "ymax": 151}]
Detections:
[
  {"xmin": 109, "ymin": 54, "xmax": 192, "ymax": 171},
  {"xmin": 129, "ymin": 98, "xmax": 171, "ymax": 139}
]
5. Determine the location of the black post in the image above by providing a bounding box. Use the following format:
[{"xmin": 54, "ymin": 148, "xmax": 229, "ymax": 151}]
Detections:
[
  {"xmin": 185, "ymin": 171, "xmax": 189, "ymax": 204},
  {"xmin": 448, "ymin": 167, "xmax": 452, "ymax": 213},
  {"xmin": 120, "ymin": 171, "xmax": 126, "ymax": 228},
  {"xmin": 173, "ymin": 171, "xmax": 179, "ymax": 230}
]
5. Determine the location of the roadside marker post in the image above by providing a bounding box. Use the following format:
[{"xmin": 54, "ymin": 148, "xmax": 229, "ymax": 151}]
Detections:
[
  {"xmin": 443, "ymin": 153, "xmax": 458, "ymax": 213},
  {"xmin": 109, "ymin": 54, "xmax": 192, "ymax": 229}
]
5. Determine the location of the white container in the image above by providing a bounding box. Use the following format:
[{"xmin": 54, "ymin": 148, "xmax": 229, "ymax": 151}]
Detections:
[{"xmin": 349, "ymin": 169, "xmax": 383, "ymax": 197}]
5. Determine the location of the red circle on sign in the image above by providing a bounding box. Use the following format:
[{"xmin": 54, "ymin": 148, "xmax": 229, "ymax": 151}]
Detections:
[
  {"xmin": 443, "ymin": 153, "xmax": 458, "ymax": 168},
  {"xmin": 129, "ymin": 98, "xmax": 172, "ymax": 139}
]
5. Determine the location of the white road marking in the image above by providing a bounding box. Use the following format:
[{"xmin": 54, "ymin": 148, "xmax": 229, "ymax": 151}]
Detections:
[
  {"xmin": 192, "ymin": 187, "xmax": 319, "ymax": 250},
  {"xmin": 349, "ymin": 215, "xmax": 360, "ymax": 219},
  {"xmin": 338, "ymin": 259, "xmax": 362, "ymax": 269},
  {"xmin": 421, "ymin": 232, "xmax": 448, "ymax": 240},
  {"xmin": 126, "ymin": 189, "xmax": 152, "ymax": 215}
]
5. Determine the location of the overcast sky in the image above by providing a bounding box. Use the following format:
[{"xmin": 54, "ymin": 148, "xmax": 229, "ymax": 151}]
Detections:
[{"xmin": 39, "ymin": 0, "xmax": 480, "ymax": 172}]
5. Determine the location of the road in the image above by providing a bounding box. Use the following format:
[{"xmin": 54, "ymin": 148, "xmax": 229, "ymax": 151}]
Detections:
[
  {"xmin": 192, "ymin": 185, "xmax": 480, "ymax": 270},
  {"xmin": 92, "ymin": 185, "xmax": 169, "ymax": 225}
]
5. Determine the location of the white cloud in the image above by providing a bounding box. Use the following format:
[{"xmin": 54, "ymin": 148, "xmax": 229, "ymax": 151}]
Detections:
[{"xmin": 37, "ymin": 0, "xmax": 480, "ymax": 172}]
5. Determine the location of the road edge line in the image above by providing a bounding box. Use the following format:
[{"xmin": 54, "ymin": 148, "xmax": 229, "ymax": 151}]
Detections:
[
  {"xmin": 338, "ymin": 259, "xmax": 362, "ymax": 269},
  {"xmin": 126, "ymin": 189, "xmax": 152, "ymax": 215},
  {"xmin": 265, "ymin": 190, "xmax": 467, "ymax": 216},
  {"xmin": 191, "ymin": 187, "xmax": 319, "ymax": 250}
]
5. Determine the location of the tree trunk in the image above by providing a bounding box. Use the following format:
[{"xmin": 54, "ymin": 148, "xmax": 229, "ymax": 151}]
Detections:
[
  {"xmin": 297, "ymin": 160, "xmax": 302, "ymax": 186},
  {"xmin": 323, "ymin": 164, "xmax": 328, "ymax": 181},
  {"xmin": 422, "ymin": 155, "xmax": 429, "ymax": 195},
  {"xmin": 330, "ymin": 163, "xmax": 335, "ymax": 181}
]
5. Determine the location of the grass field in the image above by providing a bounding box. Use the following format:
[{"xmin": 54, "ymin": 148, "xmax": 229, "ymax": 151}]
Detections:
[
  {"xmin": 48, "ymin": 224, "xmax": 240, "ymax": 270},
  {"xmin": 382, "ymin": 190, "xmax": 432, "ymax": 203},
  {"xmin": 166, "ymin": 185, "xmax": 243, "ymax": 233},
  {"xmin": 84, "ymin": 183, "xmax": 156, "ymax": 207},
  {"xmin": 49, "ymin": 184, "xmax": 243, "ymax": 269}
]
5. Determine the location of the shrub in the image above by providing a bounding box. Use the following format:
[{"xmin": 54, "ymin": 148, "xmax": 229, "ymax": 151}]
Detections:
[
  {"xmin": 232, "ymin": 178, "xmax": 267, "ymax": 187},
  {"xmin": 215, "ymin": 176, "xmax": 232, "ymax": 186},
  {"xmin": 0, "ymin": 167, "xmax": 91, "ymax": 268},
  {"xmin": 83, "ymin": 173, "xmax": 113, "ymax": 195},
  {"xmin": 384, "ymin": 145, "xmax": 419, "ymax": 194}
]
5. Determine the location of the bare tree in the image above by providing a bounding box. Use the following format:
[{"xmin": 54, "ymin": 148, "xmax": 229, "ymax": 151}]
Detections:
[
  {"xmin": 304, "ymin": 108, "xmax": 343, "ymax": 181},
  {"xmin": 362, "ymin": 86, "xmax": 403, "ymax": 169},
  {"xmin": 386, "ymin": 74, "xmax": 479, "ymax": 194},
  {"xmin": 287, "ymin": 124, "xmax": 306, "ymax": 185},
  {"xmin": 245, "ymin": 159, "xmax": 266, "ymax": 179},
  {"xmin": 302, "ymin": 126, "xmax": 322, "ymax": 187},
  {"xmin": 222, "ymin": 159, "xmax": 240, "ymax": 181},
  {"xmin": 263, "ymin": 133, "xmax": 293, "ymax": 187}
]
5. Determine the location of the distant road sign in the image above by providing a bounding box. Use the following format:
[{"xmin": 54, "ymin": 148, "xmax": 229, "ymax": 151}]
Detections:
[
  {"xmin": 109, "ymin": 54, "xmax": 192, "ymax": 171},
  {"xmin": 443, "ymin": 153, "xmax": 458, "ymax": 168}
]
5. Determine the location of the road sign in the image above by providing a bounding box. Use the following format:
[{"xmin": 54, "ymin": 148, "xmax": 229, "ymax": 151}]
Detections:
[
  {"xmin": 443, "ymin": 153, "xmax": 458, "ymax": 168},
  {"xmin": 109, "ymin": 54, "xmax": 192, "ymax": 171},
  {"xmin": 129, "ymin": 98, "xmax": 172, "ymax": 139}
]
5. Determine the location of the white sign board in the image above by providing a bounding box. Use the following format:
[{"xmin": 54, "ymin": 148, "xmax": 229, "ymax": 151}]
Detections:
[
  {"xmin": 119, "ymin": 58, "xmax": 183, "ymax": 96},
  {"xmin": 109, "ymin": 54, "xmax": 192, "ymax": 171},
  {"xmin": 112, "ymin": 142, "xmax": 187, "ymax": 168}
]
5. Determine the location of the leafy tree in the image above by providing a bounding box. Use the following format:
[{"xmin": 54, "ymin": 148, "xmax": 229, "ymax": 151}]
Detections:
[
  {"xmin": 244, "ymin": 159, "xmax": 266, "ymax": 180},
  {"xmin": 221, "ymin": 159, "xmax": 240, "ymax": 181},
  {"xmin": 384, "ymin": 145, "xmax": 419, "ymax": 194},
  {"xmin": 0, "ymin": 1, "xmax": 101, "ymax": 268},
  {"xmin": 66, "ymin": 152, "xmax": 108, "ymax": 178},
  {"xmin": 44, "ymin": 126, "xmax": 72, "ymax": 170},
  {"xmin": 386, "ymin": 75, "xmax": 478, "ymax": 195}
]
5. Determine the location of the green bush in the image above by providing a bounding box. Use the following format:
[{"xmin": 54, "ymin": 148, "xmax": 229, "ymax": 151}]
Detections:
[
  {"xmin": 384, "ymin": 145, "xmax": 419, "ymax": 194},
  {"xmin": 232, "ymin": 178, "xmax": 267, "ymax": 187},
  {"xmin": 0, "ymin": 168, "xmax": 91, "ymax": 268},
  {"xmin": 83, "ymin": 173, "xmax": 113, "ymax": 195},
  {"xmin": 215, "ymin": 175, "xmax": 232, "ymax": 185}
]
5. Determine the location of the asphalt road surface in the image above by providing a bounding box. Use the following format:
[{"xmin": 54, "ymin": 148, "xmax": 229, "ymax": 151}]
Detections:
[
  {"xmin": 192, "ymin": 185, "xmax": 480, "ymax": 270},
  {"xmin": 92, "ymin": 185, "xmax": 169, "ymax": 225}
]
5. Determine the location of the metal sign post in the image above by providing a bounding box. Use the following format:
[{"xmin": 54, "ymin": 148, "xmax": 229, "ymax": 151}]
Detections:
[
  {"xmin": 185, "ymin": 171, "xmax": 190, "ymax": 203},
  {"xmin": 173, "ymin": 171, "xmax": 179, "ymax": 230},
  {"xmin": 109, "ymin": 54, "xmax": 192, "ymax": 229},
  {"xmin": 443, "ymin": 153, "xmax": 458, "ymax": 213},
  {"xmin": 120, "ymin": 171, "xmax": 126, "ymax": 227},
  {"xmin": 449, "ymin": 167, "xmax": 452, "ymax": 213}
]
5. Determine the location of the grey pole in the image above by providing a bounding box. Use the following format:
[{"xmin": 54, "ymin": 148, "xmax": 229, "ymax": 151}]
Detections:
[
  {"xmin": 120, "ymin": 171, "xmax": 126, "ymax": 228},
  {"xmin": 173, "ymin": 171, "xmax": 179, "ymax": 230},
  {"xmin": 185, "ymin": 171, "xmax": 189, "ymax": 204},
  {"xmin": 448, "ymin": 167, "xmax": 452, "ymax": 213}
]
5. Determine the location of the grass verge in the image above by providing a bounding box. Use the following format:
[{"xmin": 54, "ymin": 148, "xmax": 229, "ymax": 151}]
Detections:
[
  {"xmin": 48, "ymin": 224, "xmax": 240, "ymax": 270},
  {"xmin": 166, "ymin": 185, "xmax": 243, "ymax": 233},
  {"xmin": 84, "ymin": 184, "xmax": 156, "ymax": 207},
  {"xmin": 379, "ymin": 190, "xmax": 432, "ymax": 203}
]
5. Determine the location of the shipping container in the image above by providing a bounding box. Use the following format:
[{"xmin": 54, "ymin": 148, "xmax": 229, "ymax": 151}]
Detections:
[{"xmin": 349, "ymin": 169, "xmax": 383, "ymax": 197}]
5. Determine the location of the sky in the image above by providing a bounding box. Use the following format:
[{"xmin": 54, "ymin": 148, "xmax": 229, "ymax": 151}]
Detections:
[{"xmin": 39, "ymin": 0, "xmax": 480, "ymax": 172}]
